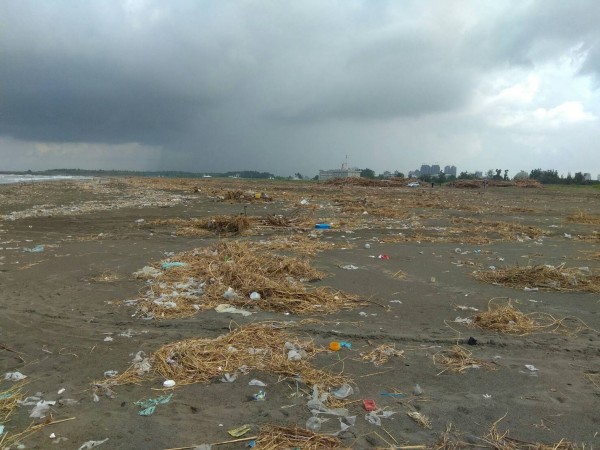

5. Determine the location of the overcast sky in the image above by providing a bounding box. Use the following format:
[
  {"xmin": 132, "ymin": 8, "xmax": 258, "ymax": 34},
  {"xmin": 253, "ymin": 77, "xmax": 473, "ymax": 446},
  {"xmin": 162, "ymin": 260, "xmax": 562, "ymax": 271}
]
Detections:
[{"xmin": 1, "ymin": 1, "xmax": 599, "ymax": 177}]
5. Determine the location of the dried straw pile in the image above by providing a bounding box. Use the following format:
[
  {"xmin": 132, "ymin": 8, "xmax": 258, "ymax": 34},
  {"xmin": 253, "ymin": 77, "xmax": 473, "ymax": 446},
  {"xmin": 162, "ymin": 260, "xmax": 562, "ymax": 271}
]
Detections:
[
  {"xmin": 566, "ymin": 210, "xmax": 600, "ymax": 225},
  {"xmin": 109, "ymin": 323, "xmax": 350, "ymax": 390},
  {"xmin": 360, "ymin": 344, "xmax": 405, "ymax": 366},
  {"xmin": 473, "ymin": 264, "xmax": 600, "ymax": 293},
  {"xmin": 254, "ymin": 425, "xmax": 349, "ymax": 450},
  {"xmin": 134, "ymin": 241, "xmax": 360, "ymax": 319},
  {"xmin": 514, "ymin": 179, "xmax": 543, "ymax": 188},
  {"xmin": 433, "ymin": 345, "xmax": 496, "ymax": 375},
  {"xmin": 149, "ymin": 216, "xmax": 251, "ymax": 236},
  {"xmin": 0, "ymin": 383, "xmax": 23, "ymax": 422},
  {"xmin": 452, "ymin": 180, "xmax": 482, "ymax": 189}
]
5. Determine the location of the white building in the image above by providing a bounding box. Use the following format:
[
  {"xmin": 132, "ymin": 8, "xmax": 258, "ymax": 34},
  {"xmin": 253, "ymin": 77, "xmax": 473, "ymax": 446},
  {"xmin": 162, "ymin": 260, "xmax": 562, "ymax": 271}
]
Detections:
[{"xmin": 318, "ymin": 166, "xmax": 361, "ymax": 181}]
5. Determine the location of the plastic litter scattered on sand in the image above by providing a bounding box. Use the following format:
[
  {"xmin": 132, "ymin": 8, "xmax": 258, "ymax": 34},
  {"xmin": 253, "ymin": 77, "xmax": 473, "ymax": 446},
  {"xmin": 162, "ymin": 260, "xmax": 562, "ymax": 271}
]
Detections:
[
  {"xmin": 4, "ymin": 371, "xmax": 27, "ymax": 381},
  {"xmin": 215, "ymin": 304, "xmax": 252, "ymax": 316},
  {"xmin": 305, "ymin": 416, "xmax": 326, "ymax": 432},
  {"xmin": 525, "ymin": 364, "xmax": 539, "ymax": 372},
  {"xmin": 377, "ymin": 254, "xmax": 390, "ymax": 260},
  {"xmin": 252, "ymin": 390, "xmax": 266, "ymax": 401},
  {"xmin": 413, "ymin": 384, "xmax": 423, "ymax": 396},
  {"xmin": 161, "ymin": 261, "xmax": 187, "ymax": 270},
  {"xmin": 340, "ymin": 264, "xmax": 359, "ymax": 270},
  {"xmin": 23, "ymin": 245, "xmax": 45, "ymax": 253},
  {"xmin": 163, "ymin": 379, "xmax": 176, "ymax": 388},
  {"xmin": 228, "ymin": 424, "xmax": 252, "ymax": 437},
  {"xmin": 30, "ymin": 400, "xmax": 55, "ymax": 419},
  {"xmin": 365, "ymin": 409, "xmax": 395, "ymax": 426},
  {"xmin": 134, "ymin": 394, "xmax": 173, "ymax": 416},
  {"xmin": 362, "ymin": 399, "xmax": 377, "ymax": 411},
  {"xmin": 380, "ymin": 392, "xmax": 406, "ymax": 398},
  {"xmin": 77, "ymin": 438, "xmax": 109, "ymax": 450},
  {"xmin": 314, "ymin": 223, "xmax": 331, "ymax": 229},
  {"xmin": 248, "ymin": 379, "xmax": 267, "ymax": 387},
  {"xmin": 332, "ymin": 384, "xmax": 354, "ymax": 399},
  {"xmin": 467, "ymin": 337, "xmax": 477, "ymax": 346},
  {"xmin": 249, "ymin": 291, "xmax": 261, "ymax": 300}
]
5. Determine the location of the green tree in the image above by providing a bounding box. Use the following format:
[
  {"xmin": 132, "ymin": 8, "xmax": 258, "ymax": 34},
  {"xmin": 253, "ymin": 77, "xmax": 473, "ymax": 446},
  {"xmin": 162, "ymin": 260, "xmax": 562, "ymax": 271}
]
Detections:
[
  {"xmin": 360, "ymin": 168, "xmax": 376, "ymax": 179},
  {"xmin": 438, "ymin": 171, "xmax": 446, "ymax": 184}
]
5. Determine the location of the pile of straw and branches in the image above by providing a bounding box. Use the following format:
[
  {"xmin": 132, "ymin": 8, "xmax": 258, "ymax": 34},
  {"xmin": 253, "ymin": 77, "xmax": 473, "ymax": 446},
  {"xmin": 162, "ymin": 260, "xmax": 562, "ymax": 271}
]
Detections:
[
  {"xmin": 473, "ymin": 264, "xmax": 600, "ymax": 293},
  {"xmin": 360, "ymin": 344, "xmax": 405, "ymax": 366},
  {"xmin": 253, "ymin": 425, "xmax": 348, "ymax": 450},
  {"xmin": 433, "ymin": 345, "xmax": 496, "ymax": 375},
  {"xmin": 104, "ymin": 323, "xmax": 350, "ymax": 390},
  {"xmin": 566, "ymin": 210, "xmax": 600, "ymax": 225},
  {"xmin": 132, "ymin": 241, "xmax": 361, "ymax": 319},
  {"xmin": 0, "ymin": 383, "xmax": 24, "ymax": 422}
]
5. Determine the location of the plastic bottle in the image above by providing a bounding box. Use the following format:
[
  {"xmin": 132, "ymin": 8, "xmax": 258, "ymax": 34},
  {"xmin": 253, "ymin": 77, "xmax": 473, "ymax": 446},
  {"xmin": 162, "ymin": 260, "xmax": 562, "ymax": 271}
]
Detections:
[{"xmin": 306, "ymin": 416, "xmax": 322, "ymax": 432}]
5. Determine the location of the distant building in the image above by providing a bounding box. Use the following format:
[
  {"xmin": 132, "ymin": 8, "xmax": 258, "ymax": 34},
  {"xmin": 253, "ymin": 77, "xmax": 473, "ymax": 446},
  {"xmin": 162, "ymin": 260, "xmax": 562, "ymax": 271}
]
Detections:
[
  {"xmin": 444, "ymin": 165, "xmax": 457, "ymax": 176},
  {"xmin": 420, "ymin": 164, "xmax": 431, "ymax": 175},
  {"xmin": 475, "ymin": 171, "xmax": 483, "ymax": 178},
  {"xmin": 597, "ymin": 174, "xmax": 600, "ymax": 181},
  {"xmin": 318, "ymin": 163, "xmax": 361, "ymax": 181},
  {"xmin": 431, "ymin": 164, "xmax": 440, "ymax": 175},
  {"xmin": 584, "ymin": 173, "xmax": 591, "ymax": 181}
]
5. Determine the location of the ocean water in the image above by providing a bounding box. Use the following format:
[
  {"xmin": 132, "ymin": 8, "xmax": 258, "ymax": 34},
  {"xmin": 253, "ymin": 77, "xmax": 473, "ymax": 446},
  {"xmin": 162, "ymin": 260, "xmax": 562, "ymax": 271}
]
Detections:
[{"xmin": 0, "ymin": 174, "xmax": 91, "ymax": 184}]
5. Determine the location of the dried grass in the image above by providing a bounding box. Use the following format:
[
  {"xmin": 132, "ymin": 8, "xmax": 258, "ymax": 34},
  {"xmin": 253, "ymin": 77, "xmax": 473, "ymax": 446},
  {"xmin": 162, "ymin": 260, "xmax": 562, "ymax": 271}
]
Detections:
[
  {"xmin": 473, "ymin": 264, "xmax": 600, "ymax": 293},
  {"xmin": 150, "ymin": 215, "xmax": 251, "ymax": 235},
  {"xmin": 134, "ymin": 241, "xmax": 361, "ymax": 319},
  {"xmin": 360, "ymin": 344, "xmax": 405, "ymax": 366},
  {"xmin": 106, "ymin": 323, "xmax": 350, "ymax": 390},
  {"xmin": 433, "ymin": 345, "xmax": 496, "ymax": 375},
  {"xmin": 254, "ymin": 425, "xmax": 349, "ymax": 450},
  {"xmin": 468, "ymin": 299, "xmax": 592, "ymax": 336},
  {"xmin": 0, "ymin": 383, "xmax": 24, "ymax": 421},
  {"xmin": 407, "ymin": 411, "xmax": 432, "ymax": 429},
  {"xmin": 566, "ymin": 210, "xmax": 600, "ymax": 225}
]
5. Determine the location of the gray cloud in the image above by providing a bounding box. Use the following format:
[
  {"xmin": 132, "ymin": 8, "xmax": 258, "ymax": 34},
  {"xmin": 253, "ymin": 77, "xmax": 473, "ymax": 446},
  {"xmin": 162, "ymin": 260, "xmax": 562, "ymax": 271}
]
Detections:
[{"xmin": 0, "ymin": 1, "xmax": 599, "ymax": 175}]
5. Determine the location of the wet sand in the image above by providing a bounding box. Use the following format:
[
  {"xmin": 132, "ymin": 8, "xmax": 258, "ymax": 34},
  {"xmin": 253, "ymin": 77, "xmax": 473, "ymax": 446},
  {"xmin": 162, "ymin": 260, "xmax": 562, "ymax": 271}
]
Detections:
[{"xmin": 1, "ymin": 178, "xmax": 599, "ymax": 449}]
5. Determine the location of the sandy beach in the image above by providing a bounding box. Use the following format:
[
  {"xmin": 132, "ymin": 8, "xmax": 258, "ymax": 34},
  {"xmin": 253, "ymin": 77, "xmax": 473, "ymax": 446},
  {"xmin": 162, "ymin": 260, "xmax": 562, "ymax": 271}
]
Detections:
[{"xmin": 1, "ymin": 177, "xmax": 599, "ymax": 450}]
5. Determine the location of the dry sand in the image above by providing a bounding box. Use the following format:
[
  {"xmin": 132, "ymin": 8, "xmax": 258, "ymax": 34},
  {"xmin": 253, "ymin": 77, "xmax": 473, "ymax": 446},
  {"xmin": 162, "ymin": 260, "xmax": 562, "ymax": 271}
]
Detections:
[{"xmin": 1, "ymin": 178, "xmax": 599, "ymax": 449}]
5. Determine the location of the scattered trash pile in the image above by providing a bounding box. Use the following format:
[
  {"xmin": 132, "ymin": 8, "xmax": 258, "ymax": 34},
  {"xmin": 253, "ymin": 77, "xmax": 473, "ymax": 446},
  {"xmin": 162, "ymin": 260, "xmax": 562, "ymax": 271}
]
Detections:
[
  {"xmin": 102, "ymin": 323, "xmax": 350, "ymax": 390},
  {"xmin": 0, "ymin": 383, "xmax": 23, "ymax": 422},
  {"xmin": 433, "ymin": 345, "xmax": 496, "ymax": 374},
  {"xmin": 451, "ymin": 218, "xmax": 547, "ymax": 242},
  {"xmin": 473, "ymin": 264, "xmax": 600, "ymax": 293},
  {"xmin": 130, "ymin": 241, "xmax": 361, "ymax": 319}
]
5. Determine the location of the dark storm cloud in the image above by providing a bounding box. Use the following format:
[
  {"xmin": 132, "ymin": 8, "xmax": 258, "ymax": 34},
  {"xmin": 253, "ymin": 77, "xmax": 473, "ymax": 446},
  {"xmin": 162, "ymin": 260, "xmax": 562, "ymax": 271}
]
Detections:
[{"xmin": 0, "ymin": 1, "xmax": 599, "ymax": 175}]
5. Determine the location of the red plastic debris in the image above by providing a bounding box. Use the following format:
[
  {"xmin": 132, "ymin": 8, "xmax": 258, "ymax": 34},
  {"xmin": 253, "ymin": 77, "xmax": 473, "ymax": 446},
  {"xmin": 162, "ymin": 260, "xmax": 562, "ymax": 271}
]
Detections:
[
  {"xmin": 363, "ymin": 399, "xmax": 377, "ymax": 411},
  {"xmin": 377, "ymin": 254, "xmax": 390, "ymax": 260}
]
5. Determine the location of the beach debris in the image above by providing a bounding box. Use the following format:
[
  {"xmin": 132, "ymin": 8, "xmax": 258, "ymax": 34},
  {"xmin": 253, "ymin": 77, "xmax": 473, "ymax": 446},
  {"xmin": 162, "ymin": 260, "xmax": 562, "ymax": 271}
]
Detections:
[
  {"xmin": 0, "ymin": 425, "xmax": 4, "ymax": 435},
  {"xmin": 362, "ymin": 399, "xmax": 377, "ymax": 411},
  {"xmin": 133, "ymin": 266, "xmax": 162, "ymax": 278},
  {"xmin": 77, "ymin": 438, "xmax": 109, "ymax": 450},
  {"xmin": 307, "ymin": 386, "xmax": 349, "ymax": 416},
  {"xmin": 163, "ymin": 379, "xmax": 176, "ymax": 388},
  {"xmin": 331, "ymin": 384, "xmax": 354, "ymax": 399},
  {"xmin": 473, "ymin": 264, "xmax": 600, "ymax": 293},
  {"xmin": 30, "ymin": 400, "xmax": 55, "ymax": 419},
  {"xmin": 365, "ymin": 409, "xmax": 395, "ymax": 426},
  {"xmin": 132, "ymin": 351, "xmax": 152, "ymax": 375},
  {"xmin": 228, "ymin": 424, "xmax": 252, "ymax": 437},
  {"xmin": 4, "ymin": 372, "xmax": 27, "ymax": 381},
  {"xmin": 23, "ymin": 245, "xmax": 44, "ymax": 253},
  {"xmin": 360, "ymin": 344, "xmax": 404, "ymax": 366},
  {"xmin": 377, "ymin": 254, "xmax": 390, "ymax": 260},
  {"xmin": 252, "ymin": 390, "xmax": 266, "ymax": 401},
  {"xmin": 215, "ymin": 304, "xmax": 252, "ymax": 316},
  {"xmin": 248, "ymin": 379, "xmax": 266, "ymax": 387},
  {"xmin": 434, "ymin": 345, "xmax": 496, "ymax": 374},
  {"xmin": 467, "ymin": 337, "xmax": 477, "ymax": 345},
  {"xmin": 413, "ymin": 384, "xmax": 424, "ymax": 396},
  {"xmin": 106, "ymin": 324, "xmax": 350, "ymax": 390},
  {"xmin": 103, "ymin": 370, "xmax": 118, "ymax": 378},
  {"xmin": 525, "ymin": 364, "xmax": 539, "ymax": 372},
  {"xmin": 329, "ymin": 341, "xmax": 341, "ymax": 351},
  {"xmin": 314, "ymin": 223, "xmax": 331, "ymax": 229},
  {"xmin": 305, "ymin": 416, "xmax": 326, "ymax": 432},
  {"xmin": 134, "ymin": 393, "xmax": 173, "ymax": 416},
  {"xmin": 249, "ymin": 291, "xmax": 261, "ymax": 300},
  {"xmin": 407, "ymin": 411, "xmax": 432, "ymax": 429},
  {"xmin": 161, "ymin": 261, "xmax": 187, "ymax": 270},
  {"xmin": 220, "ymin": 373, "xmax": 238, "ymax": 383},
  {"xmin": 254, "ymin": 424, "xmax": 346, "ymax": 449},
  {"xmin": 340, "ymin": 264, "xmax": 359, "ymax": 270}
]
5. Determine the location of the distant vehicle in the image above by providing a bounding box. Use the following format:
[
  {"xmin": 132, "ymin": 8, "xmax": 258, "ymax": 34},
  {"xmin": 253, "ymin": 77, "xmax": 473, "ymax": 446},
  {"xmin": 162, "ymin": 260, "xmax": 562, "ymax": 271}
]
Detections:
[
  {"xmin": 202, "ymin": 175, "xmax": 212, "ymax": 178},
  {"xmin": 407, "ymin": 182, "xmax": 420, "ymax": 187}
]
